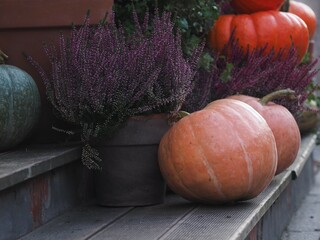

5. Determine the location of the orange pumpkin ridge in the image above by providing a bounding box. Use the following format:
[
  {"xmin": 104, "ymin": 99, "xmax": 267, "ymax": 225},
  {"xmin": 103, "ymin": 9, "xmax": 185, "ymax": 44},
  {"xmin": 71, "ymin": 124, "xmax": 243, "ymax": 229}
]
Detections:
[
  {"xmin": 159, "ymin": 99, "xmax": 278, "ymax": 204},
  {"xmin": 289, "ymin": 0, "xmax": 317, "ymax": 39},
  {"xmin": 228, "ymin": 90, "xmax": 301, "ymax": 175},
  {"xmin": 209, "ymin": 11, "xmax": 309, "ymax": 62}
]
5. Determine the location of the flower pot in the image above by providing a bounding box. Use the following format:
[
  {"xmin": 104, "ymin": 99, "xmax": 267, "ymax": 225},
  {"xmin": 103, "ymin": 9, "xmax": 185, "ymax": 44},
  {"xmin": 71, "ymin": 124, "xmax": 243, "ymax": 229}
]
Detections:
[
  {"xmin": 94, "ymin": 114, "xmax": 170, "ymax": 207},
  {"xmin": 0, "ymin": 0, "xmax": 113, "ymax": 143},
  {"xmin": 297, "ymin": 110, "xmax": 318, "ymax": 135}
]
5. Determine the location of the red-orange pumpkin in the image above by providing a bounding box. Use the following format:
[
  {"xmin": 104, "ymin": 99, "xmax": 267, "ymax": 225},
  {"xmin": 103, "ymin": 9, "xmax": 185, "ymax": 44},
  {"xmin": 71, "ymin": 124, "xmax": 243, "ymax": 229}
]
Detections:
[
  {"xmin": 209, "ymin": 11, "xmax": 309, "ymax": 62},
  {"xmin": 158, "ymin": 99, "xmax": 277, "ymax": 204},
  {"xmin": 228, "ymin": 90, "xmax": 301, "ymax": 175},
  {"xmin": 289, "ymin": 0, "xmax": 317, "ymax": 39},
  {"xmin": 231, "ymin": 0, "xmax": 285, "ymax": 14}
]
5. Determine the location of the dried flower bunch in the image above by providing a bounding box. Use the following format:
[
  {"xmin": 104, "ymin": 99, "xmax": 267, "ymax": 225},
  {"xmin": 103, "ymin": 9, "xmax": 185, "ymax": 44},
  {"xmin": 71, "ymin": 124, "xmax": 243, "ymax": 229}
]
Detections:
[
  {"xmin": 184, "ymin": 36, "xmax": 318, "ymax": 114},
  {"xmin": 27, "ymin": 10, "xmax": 202, "ymax": 168}
]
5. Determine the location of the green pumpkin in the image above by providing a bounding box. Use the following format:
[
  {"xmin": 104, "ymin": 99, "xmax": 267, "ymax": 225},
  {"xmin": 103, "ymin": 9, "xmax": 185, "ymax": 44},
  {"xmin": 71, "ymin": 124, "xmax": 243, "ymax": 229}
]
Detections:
[{"xmin": 0, "ymin": 65, "xmax": 41, "ymax": 151}]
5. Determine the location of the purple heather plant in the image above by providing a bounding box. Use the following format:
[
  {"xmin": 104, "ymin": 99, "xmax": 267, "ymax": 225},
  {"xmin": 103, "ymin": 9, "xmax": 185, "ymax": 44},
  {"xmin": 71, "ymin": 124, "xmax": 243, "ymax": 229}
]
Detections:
[
  {"xmin": 184, "ymin": 36, "xmax": 319, "ymax": 115},
  {"xmin": 27, "ymin": 10, "xmax": 203, "ymax": 169}
]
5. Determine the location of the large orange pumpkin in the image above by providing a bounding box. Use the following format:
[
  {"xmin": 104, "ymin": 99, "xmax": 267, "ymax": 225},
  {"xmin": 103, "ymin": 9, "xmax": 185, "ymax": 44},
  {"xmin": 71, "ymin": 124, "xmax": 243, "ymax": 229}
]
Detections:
[
  {"xmin": 231, "ymin": 0, "xmax": 285, "ymax": 14},
  {"xmin": 228, "ymin": 90, "xmax": 301, "ymax": 175},
  {"xmin": 158, "ymin": 99, "xmax": 277, "ymax": 204},
  {"xmin": 209, "ymin": 11, "xmax": 309, "ymax": 62},
  {"xmin": 289, "ymin": 0, "xmax": 317, "ymax": 39}
]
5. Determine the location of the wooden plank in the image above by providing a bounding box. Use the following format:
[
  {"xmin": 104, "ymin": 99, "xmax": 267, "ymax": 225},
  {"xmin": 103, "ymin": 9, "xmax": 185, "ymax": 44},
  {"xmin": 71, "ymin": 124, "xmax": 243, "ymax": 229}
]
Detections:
[
  {"xmin": 19, "ymin": 206, "xmax": 132, "ymax": 240},
  {"xmin": 0, "ymin": 145, "xmax": 81, "ymax": 191},
  {"xmin": 86, "ymin": 172, "xmax": 291, "ymax": 240},
  {"xmin": 158, "ymin": 172, "xmax": 292, "ymax": 240},
  {"xmin": 17, "ymin": 134, "xmax": 317, "ymax": 240},
  {"xmin": 89, "ymin": 194, "xmax": 197, "ymax": 240},
  {"xmin": 17, "ymin": 169, "xmax": 300, "ymax": 240}
]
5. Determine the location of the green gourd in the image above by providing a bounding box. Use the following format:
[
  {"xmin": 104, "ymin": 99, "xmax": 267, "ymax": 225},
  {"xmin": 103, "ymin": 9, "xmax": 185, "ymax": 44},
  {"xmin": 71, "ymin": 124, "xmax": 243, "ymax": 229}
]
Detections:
[{"xmin": 0, "ymin": 65, "xmax": 41, "ymax": 151}]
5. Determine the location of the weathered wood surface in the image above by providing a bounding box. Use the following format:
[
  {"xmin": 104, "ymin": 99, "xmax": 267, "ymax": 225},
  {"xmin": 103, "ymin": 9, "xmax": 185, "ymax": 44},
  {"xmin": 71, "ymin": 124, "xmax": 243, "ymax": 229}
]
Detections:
[{"xmin": 19, "ymin": 134, "xmax": 317, "ymax": 240}]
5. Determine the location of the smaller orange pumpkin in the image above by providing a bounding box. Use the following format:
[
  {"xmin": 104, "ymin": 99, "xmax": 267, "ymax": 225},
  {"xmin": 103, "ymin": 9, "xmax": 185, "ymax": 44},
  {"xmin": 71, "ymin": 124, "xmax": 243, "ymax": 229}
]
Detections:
[
  {"xmin": 158, "ymin": 99, "xmax": 277, "ymax": 204},
  {"xmin": 228, "ymin": 89, "xmax": 301, "ymax": 175},
  {"xmin": 209, "ymin": 11, "xmax": 309, "ymax": 62},
  {"xmin": 231, "ymin": 0, "xmax": 285, "ymax": 14},
  {"xmin": 289, "ymin": 0, "xmax": 317, "ymax": 39}
]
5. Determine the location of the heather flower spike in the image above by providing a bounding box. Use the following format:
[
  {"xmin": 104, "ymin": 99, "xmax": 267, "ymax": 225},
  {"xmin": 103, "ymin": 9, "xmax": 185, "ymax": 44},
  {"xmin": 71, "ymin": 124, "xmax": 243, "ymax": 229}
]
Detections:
[{"xmin": 27, "ymin": 9, "xmax": 202, "ymax": 169}]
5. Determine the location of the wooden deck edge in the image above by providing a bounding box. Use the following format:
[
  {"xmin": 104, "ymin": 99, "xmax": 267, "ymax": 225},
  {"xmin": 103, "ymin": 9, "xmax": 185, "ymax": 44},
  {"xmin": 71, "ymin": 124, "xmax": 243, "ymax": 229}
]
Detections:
[
  {"xmin": 16, "ymin": 134, "xmax": 317, "ymax": 240},
  {"xmin": 236, "ymin": 132, "xmax": 317, "ymax": 239},
  {"xmin": 0, "ymin": 144, "xmax": 82, "ymax": 191},
  {"xmin": 289, "ymin": 133, "xmax": 317, "ymax": 179}
]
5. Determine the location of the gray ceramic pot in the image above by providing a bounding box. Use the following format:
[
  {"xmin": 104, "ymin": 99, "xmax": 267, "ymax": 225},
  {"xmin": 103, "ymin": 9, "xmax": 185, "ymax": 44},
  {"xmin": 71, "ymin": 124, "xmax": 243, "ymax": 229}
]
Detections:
[{"xmin": 94, "ymin": 114, "xmax": 170, "ymax": 207}]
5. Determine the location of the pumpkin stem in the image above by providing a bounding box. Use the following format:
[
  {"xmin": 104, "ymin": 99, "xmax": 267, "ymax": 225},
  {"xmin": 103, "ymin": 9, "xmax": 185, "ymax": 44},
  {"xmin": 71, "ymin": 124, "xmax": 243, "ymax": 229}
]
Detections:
[
  {"xmin": 260, "ymin": 89, "xmax": 296, "ymax": 105},
  {"xmin": 168, "ymin": 110, "xmax": 190, "ymax": 125},
  {"xmin": 0, "ymin": 50, "xmax": 8, "ymax": 64},
  {"xmin": 280, "ymin": 0, "xmax": 290, "ymax": 12},
  {"xmin": 177, "ymin": 111, "xmax": 190, "ymax": 118}
]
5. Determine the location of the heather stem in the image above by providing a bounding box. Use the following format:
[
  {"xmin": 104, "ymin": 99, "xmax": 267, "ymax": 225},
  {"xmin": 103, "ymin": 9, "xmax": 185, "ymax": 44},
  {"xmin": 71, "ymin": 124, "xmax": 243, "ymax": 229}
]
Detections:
[{"xmin": 260, "ymin": 89, "xmax": 296, "ymax": 105}]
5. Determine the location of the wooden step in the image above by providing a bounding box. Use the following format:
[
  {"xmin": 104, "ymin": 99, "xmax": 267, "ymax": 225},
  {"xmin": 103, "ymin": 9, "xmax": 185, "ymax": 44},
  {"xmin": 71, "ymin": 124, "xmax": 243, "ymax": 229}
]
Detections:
[
  {"xmin": 13, "ymin": 133, "xmax": 317, "ymax": 240},
  {"xmin": 0, "ymin": 143, "xmax": 94, "ymax": 240}
]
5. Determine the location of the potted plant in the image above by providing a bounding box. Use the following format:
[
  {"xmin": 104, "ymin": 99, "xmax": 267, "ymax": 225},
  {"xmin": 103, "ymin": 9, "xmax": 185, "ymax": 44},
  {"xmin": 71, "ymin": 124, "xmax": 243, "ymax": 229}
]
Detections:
[
  {"xmin": 0, "ymin": 0, "xmax": 113, "ymax": 143},
  {"xmin": 26, "ymin": 10, "xmax": 203, "ymax": 206}
]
